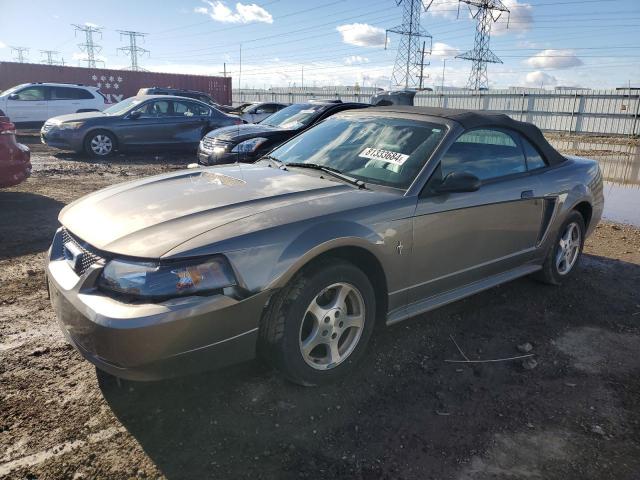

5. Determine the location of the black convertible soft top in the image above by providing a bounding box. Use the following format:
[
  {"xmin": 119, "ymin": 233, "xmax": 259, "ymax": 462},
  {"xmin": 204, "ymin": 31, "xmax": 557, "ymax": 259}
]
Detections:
[{"xmin": 372, "ymin": 106, "xmax": 566, "ymax": 166}]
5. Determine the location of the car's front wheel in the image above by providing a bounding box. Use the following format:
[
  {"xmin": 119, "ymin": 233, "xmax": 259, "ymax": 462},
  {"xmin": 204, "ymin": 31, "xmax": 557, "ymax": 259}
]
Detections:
[
  {"xmin": 535, "ymin": 210, "xmax": 586, "ymax": 285},
  {"xmin": 84, "ymin": 130, "xmax": 116, "ymax": 157},
  {"xmin": 259, "ymin": 259, "xmax": 376, "ymax": 386}
]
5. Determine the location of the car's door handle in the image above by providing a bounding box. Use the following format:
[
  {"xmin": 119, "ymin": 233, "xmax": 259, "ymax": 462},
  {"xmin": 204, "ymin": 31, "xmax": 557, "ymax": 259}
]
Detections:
[{"xmin": 521, "ymin": 190, "xmax": 534, "ymax": 199}]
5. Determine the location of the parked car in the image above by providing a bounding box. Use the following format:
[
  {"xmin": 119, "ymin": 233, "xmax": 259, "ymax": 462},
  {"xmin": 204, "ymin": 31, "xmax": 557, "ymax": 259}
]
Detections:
[
  {"xmin": 41, "ymin": 95, "xmax": 242, "ymax": 157},
  {"xmin": 198, "ymin": 101, "xmax": 370, "ymax": 165},
  {"xmin": 227, "ymin": 102, "xmax": 289, "ymax": 123},
  {"xmin": 136, "ymin": 87, "xmax": 232, "ymax": 111},
  {"xmin": 46, "ymin": 107, "xmax": 603, "ymax": 385},
  {"xmin": 0, "ymin": 83, "xmax": 107, "ymax": 125},
  {"xmin": 0, "ymin": 116, "xmax": 31, "ymax": 188}
]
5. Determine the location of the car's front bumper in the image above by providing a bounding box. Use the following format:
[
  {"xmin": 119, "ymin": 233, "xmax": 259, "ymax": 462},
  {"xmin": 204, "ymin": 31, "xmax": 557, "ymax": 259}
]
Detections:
[
  {"xmin": 46, "ymin": 228, "xmax": 271, "ymax": 381},
  {"xmin": 40, "ymin": 127, "xmax": 84, "ymax": 151},
  {"xmin": 197, "ymin": 146, "xmax": 256, "ymax": 166}
]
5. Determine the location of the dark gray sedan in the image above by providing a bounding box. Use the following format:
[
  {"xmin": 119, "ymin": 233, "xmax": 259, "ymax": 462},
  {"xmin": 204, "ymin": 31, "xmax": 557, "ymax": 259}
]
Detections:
[
  {"xmin": 46, "ymin": 107, "xmax": 603, "ymax": 385},
  {"xmin": 40, "ymin": 95, "xmax": 242, "ymax": 157}
]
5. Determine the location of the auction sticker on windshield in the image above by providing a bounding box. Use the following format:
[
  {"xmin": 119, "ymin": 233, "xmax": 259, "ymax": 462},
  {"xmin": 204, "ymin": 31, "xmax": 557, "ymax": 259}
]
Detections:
[{"xmin": 359, "ymin": 147, "xmax": 409, "ymax": 166}]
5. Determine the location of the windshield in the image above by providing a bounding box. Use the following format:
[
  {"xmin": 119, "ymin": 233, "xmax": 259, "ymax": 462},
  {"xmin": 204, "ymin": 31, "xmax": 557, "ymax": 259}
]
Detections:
[
  {"xmin": 1, "ymin": 84, "xmax": 29, "ymax": 96},
  {"xmin": 103, "ymin": 97, "xmax": 144, "ymax": 116},
  {"xmin": 268, "ymin": 115, "xmax": 447, "ymax": 189},
  {"xmin": 260, "ymin": 103, "xmax": 325, "ymax": 129}
]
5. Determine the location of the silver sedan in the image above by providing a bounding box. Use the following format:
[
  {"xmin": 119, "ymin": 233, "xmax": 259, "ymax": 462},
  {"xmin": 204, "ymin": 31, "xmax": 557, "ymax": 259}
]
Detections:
[{"xmin": 46, "ymin": 106, "xmax": 603, "ymax": 385}]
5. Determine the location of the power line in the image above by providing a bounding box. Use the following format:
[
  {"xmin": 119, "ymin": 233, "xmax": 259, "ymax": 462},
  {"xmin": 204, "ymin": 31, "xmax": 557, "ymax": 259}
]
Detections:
[
  {"xmin": 10, "ymin": 46, "xmax": 29, "ymax": 63},
  {"xmin": 72, "ymin": 24, "xmax": 104, "ymax": 68},
  {"xmin": 40, "ymin": 50, "xmax": 64, "ymax": 66},
  {"xmin": 456, "ymin": 0, "xmax": 510, "ymax": 90},
  {"xmin": 117, "ymin": 30, "xmax": 149, "ymax": 71}
]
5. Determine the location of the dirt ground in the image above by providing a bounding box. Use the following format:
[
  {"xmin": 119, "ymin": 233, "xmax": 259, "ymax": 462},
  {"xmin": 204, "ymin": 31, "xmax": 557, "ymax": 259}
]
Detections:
[{"xmin": 1, "ymin": 133, "xmax": 639, "ymax": 480}]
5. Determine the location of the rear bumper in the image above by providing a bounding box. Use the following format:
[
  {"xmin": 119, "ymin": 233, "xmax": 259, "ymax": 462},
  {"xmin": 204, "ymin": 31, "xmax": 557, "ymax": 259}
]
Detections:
[
  {"xmin": 46, "ymin": 229, "xmax": 271, "ymax": 381},
  {"xmin": 0, "ymin": 143, "xmax": 31, "ymax": 188}
]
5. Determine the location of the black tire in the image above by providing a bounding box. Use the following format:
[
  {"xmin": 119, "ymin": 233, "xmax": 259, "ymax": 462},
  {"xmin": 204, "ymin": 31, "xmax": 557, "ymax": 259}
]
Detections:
[
  {"xmin": 259, "ymin": 258, "xmax": 376, "ymax": 386},
  {"xmin": 534, "ymin": 210, "xmax": 586, "ymax": 285},
  {"xmin": 84, "ymin": 130, "xmax": 116, "ymax": 157}
]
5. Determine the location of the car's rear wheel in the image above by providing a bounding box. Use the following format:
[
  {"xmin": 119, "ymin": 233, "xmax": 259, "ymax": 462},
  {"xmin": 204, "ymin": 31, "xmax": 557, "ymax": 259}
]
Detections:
[
  {"xmin": 259, "ymin": 259, "xmax": 376, "ymax": 386},
  {"xmin": 84, "ymin": 130, "xmax": 115, "ymax": 157},
  {"xmin": 535, "ymin": 210, "xmax": 585, "ymax": 285}
]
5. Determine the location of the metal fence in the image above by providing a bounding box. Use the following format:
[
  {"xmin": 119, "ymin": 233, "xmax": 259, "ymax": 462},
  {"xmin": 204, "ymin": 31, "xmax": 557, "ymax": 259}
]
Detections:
[{"xmin": 233, "ymin": 88, "xmax": 640, "ymax": 136}]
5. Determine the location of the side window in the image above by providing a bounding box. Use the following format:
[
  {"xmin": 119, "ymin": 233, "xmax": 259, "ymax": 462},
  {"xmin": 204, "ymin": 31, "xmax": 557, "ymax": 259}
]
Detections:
[
  {"xmin": 439, "ymin": 129, "xmax": 526, "ymax": 181},
  {"xmin": 173, "ymin": 100, "xmax": 209, "ymax": 117},
  {"xmin": 135, "ymin": 100, "xmax": 171, "ymax": 117},
  {"xmin": 51, "ymin": 87, "xmax": 94, "ymax": 100},
  {"xmin": 521, "ymin": 136, "xmax": 548, "ymax": 170},
  {"xmin": 12, "ymin": 86, "xmax": 46, "ymax": 101},
  {"xmin": 256, "ymin": 104, "xmax": 277, "ymax": 114}
]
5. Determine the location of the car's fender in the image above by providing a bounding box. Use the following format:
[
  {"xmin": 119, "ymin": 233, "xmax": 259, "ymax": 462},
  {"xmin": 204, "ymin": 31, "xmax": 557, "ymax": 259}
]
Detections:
[{"xmin": 266, "ymin": 219, "xmax": 385, "ymax": 290}]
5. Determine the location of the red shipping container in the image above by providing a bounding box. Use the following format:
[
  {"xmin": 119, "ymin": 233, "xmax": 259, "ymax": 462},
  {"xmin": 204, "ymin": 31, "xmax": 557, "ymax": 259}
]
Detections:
[{"xmin": 0, "ymin": 62, "xmax": 232, "ymax": 105}]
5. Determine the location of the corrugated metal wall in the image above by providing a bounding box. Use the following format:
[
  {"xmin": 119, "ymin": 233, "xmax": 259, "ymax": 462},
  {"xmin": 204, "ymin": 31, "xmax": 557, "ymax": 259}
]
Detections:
[
  {"xmin": 235, "ymin": 87, "xmax": 640, "ymax": 136},
  {"xmin": 0, "ymin": 62, "xmax": 232, "ymax": 105}
]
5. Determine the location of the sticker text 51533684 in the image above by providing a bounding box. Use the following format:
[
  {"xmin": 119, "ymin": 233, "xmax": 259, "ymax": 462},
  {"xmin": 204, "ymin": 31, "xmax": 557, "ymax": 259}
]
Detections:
[{"xmin": 359, "ymin": 147, "xmax": 409, "ymax": 166}]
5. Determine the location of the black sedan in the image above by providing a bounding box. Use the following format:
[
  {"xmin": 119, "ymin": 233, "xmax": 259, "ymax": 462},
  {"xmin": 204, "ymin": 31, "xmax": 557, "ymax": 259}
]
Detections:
[
  {"xmin": 197, "ymin": 101, "xmax": 370, "ymax": 165},
  {"xmin": 41, "ymin": 95, "xmax": 243, "ymax": 157}
]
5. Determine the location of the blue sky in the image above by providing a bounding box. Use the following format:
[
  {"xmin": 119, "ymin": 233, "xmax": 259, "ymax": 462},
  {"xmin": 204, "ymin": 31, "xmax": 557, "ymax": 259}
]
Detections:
[{"xmin": 0, "ymin": 0, "xmax": 638, "ymax": 89}]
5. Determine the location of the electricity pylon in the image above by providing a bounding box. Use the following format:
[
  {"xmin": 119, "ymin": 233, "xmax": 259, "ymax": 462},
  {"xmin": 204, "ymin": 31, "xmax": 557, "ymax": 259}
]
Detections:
[
  {"xmin": 72, "ymin": 24, "xmax": 104, "ymax": 68},
  {"xmin": 40, "ymin": 50, "xmax": 64, "ymax": 66},
  {"xmin": 117, "ymin": 30, "xmax": 149, "ymax": 71},
  {"xmin": 456, "ymin": 0, "xmax": 510, "ymax": 90},
  {"xmin": 386, "ymin": 0, "xmax": 433, "ymax": 89},
  {"xmin": 10, "ymin": 46, "xmax": 29, "ymax": 63}
]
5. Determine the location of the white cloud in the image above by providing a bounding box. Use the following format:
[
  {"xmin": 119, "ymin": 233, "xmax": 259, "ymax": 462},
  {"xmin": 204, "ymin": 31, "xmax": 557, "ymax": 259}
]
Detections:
[
  {"xmin": 336, "ymin": 23, "xmax": 386, "ymax": 47},
  {"xmin": 428, "ymin": 0, "xmax": 459, "ymax": 19},
  {"xmin": 195, "ymin": 1, "xmax": 273, "ymax": 24},
  {"xmin": 344, "ymin": 55, "xmax": 369, "ymax": 65},
  {"xmin": 526, "ymin": 49, "xmax": 583, "ymax": 69},
  {"xmin": 525, "ymin": 71, "xmax": 557, "ymax": 87},
  {"xmin": 0, "ymin": 41, "xmax": 7, "ymax": 49},
  {"xmin": 493, "ymin": 0, "xmax": 533, "ymax": 36},
  {"xmin": 431, "ymin": 42, "xmax": 459, "ymax": 58},
  {"xmin": 84, "ymin": 22, "xmax": 100, "ymax": 28}
]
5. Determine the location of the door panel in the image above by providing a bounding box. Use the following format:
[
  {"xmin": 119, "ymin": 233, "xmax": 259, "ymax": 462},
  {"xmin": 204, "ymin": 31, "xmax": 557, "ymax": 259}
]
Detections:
[
  {"xmin": 119, "ymin": 100, "xmax": 173, "ymax": 147},
  {"xmin": 6, "ymin": 86, "xmax": 48, "ymax": 122},
  {"xmin": 409, "ymin": 176, "xmax": 544, "ymax": 303}
]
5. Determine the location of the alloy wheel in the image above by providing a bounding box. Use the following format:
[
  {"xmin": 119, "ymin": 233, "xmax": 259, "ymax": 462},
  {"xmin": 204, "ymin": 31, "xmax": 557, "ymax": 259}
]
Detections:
[
  {"xmin": 555, "ymin": 221, "xmax": 581, "ymax": 275},
  {"xmin": 298, "ymin": 282, "xmax": 365, "ymax": 370},
  {"xmin": 90, "ymin": 134, "xmax": 113, "ymax": 156}
]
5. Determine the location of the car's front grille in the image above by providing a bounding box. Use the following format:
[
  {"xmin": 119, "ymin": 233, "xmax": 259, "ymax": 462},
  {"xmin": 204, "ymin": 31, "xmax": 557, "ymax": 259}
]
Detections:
[
  {"xmin": 61, "ymin": 228, "xmax": 105, "ymax": 276},
  {"xmin": 201, "ymin": 137, "xmax": 232, "ymax": 151}
]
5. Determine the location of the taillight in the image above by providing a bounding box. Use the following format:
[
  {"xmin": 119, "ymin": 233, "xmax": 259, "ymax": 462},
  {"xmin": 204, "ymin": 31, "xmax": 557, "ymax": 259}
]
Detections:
[{"xmin": 0, "ymin": 118, "xmax": 16, "ymax": 135}]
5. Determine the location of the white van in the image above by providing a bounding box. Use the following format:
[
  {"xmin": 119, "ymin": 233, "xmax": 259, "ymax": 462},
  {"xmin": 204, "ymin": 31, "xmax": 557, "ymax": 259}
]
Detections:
[{"xmin": 0, "ymin": 83, "xmax": 107, "ymax": 124}]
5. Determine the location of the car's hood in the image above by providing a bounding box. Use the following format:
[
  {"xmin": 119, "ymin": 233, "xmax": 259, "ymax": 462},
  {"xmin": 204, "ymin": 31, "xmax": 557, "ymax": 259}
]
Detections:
[
  {"xmin": 206, "ymin": 123, "xmax": 288, "ymax": 143},
  {"xmin": 49, "ymin": 111, "xmax": 107, "ymax": 123},
  {"xmin": 59, "ymin": 164, "xmax": 357, "ymax": 258}
]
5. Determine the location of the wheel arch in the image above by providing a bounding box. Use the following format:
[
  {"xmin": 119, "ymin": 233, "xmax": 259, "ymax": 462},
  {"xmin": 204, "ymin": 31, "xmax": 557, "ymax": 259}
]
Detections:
[
  {"xmin": 572, "ymin": 200, "xmax": 593, "ymax": 229},
  {"xmin": 267, "ymin": 238, "xmax": 389, "ymax": 323}
]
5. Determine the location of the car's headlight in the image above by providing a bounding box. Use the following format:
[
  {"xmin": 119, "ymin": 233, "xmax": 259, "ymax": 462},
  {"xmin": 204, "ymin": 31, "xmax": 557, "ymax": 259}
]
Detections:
[
  {"xmin": 231, "ymin": 137, "xmax": 268, "ymax": 153},
  {"xmin": 57, "ymin": 122, "xmax": 84, "ymax": 130},
  {"xmin": 98, "ymin": 256, "xmax": 237, "ymax": 299}
]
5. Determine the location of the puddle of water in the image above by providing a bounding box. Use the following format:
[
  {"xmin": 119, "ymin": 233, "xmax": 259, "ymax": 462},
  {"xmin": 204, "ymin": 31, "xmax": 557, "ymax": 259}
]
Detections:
[{"xmin": 550, "ymin": 139, "xmax": 640, "ymax": 226}]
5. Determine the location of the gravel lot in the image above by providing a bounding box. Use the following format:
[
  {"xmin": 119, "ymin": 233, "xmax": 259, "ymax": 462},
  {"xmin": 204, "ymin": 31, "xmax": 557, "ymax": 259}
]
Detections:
[{"xmin": 1, "ymin": 133, "xmax": 639, "ymax": 480}]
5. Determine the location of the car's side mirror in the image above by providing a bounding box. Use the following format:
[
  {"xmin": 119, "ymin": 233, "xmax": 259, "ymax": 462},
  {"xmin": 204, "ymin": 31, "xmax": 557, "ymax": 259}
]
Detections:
[
  {"xmin": 129, "ymin": 110, "xmax": 142, "ymax": 119},
  {"xmin": 434, "ymin": 171, "xmax": 481, "ymax": 194},
  {"xmin": 8, "ymin": 94, "xmax": 19, "ymax": 100}
]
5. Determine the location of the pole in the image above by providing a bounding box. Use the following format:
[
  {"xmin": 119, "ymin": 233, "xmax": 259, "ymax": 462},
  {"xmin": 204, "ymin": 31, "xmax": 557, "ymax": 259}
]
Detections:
[
  {"xmin": 418, "ymin": 41, "xmax": 426, "ymax": 90},
  {"xmin": 441, "ymin": 58, "xmax": 446, "ymax": 91},
  {"xmin": 301, "ymin": 66, "xmax": 304, "ymax": 89},
  {"xmin": 239, "ymin": 44, "xmax": 242, "ymax": 92}
]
